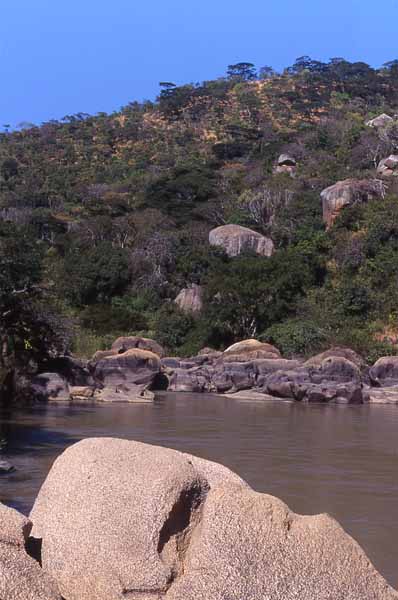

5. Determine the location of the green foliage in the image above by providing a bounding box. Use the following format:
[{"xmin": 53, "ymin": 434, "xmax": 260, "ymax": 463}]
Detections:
[
  {"xmin": 263, "ymin": 319, "xmax": 328, "ymax": 357},
  {"xmin": 61, "ymin": 242, "xmax": 131, "ymax": 306},
  {"xmin": 154, "ymin": 304, "xmax": 196, "ymax": 354},
  {"xmin": 0, "ymin": 223, "xmax": 70, "ymax": 372},
  {"xmin": 203, "ymin": 246, "xmax": 324, "ymax": 346},
  {"xmin": 3, "ymin": 57, "xmax": 398, "ymax": 362},
  {"xmin": 144, "ymin": 163, "xmax": 216, "ymax": 223}
]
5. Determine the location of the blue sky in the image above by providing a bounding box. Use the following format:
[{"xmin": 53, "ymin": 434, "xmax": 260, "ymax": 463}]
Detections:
[{"xmin": 1, "ymin": 0, "xmax": 398, "ymax": 127}]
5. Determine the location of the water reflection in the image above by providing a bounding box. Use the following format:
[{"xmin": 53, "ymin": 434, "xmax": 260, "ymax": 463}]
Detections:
[{"xmin": 0, "ymin": 394, "xmax": 397, "ymax": 587}]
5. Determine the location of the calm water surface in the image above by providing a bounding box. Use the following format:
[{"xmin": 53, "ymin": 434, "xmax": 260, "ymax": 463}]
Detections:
[{"xmin": 0, "ymin": 393, "xmax": 397, "ymax": 587}]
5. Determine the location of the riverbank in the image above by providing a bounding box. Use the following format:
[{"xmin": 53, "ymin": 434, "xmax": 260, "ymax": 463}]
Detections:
[{"xmin": 15, "ymin": 336, "xmax": 398, "ymax": 407}]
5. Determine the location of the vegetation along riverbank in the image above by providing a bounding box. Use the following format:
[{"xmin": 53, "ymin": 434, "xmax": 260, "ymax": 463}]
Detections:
[{"xmin": 3, "ymin": 58, "xmax": 398, "ymax": 404}]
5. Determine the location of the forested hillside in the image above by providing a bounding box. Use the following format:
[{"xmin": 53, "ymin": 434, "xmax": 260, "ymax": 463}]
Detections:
[{"xmin": 2, "ymin": 56, "xmax": 398, "ymax": 378}]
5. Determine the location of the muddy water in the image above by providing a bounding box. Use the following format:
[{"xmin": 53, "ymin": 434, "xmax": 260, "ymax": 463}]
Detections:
[{"xmin": 0, "ymin": 393, "xmax": 397, "ymax": 587}]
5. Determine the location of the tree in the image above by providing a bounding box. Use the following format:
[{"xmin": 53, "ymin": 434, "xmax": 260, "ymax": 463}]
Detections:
[
  {"xmin": 259, "ymin": 66, "xmax": 276, "ymax": 79},
  {"xmin": 227, "ymin": 62, "xmax": 257, "ymax": 81},
  {"xmin": 61, "ymin": 242, "xmax": 131, "ymax": 306},
  {"xmin": 203, "ymin": 248, "xmax": 321, "ymax": 344},
  {"xmin": 0, "ymin": 223, "xmax": 70, "ymax": 391}
]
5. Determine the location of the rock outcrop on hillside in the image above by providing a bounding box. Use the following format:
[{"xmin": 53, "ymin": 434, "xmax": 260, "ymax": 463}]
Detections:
[
  {"xmin": 209, "ymin": 224, "xmax": 275, "ymax": 257},
  {"xmin": 366, "ymin": 113, "xmax": 394, "ymax": 128},
  {"xmin": 321, "ymin": 178, "xmax": 385, "ymax": 227},
  {"xmin": 377, "ymin": 154, "xmax": 398, "ymax": 178},
  {"xmin": 29, "ymin": 438, "xmax": 398, "ymax": 600},
  {"xmin": 174, "ymin": 284, "xmax": 203, "ymax": 314},
  {"xmin": 274, "ymin": 153, "xmax": 297, "ymax": 175}
]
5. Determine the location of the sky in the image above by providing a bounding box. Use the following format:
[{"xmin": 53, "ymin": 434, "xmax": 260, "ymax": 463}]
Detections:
[{"xmin": 1, "ymin": 0, "xmax": 398, "ymax": 128}]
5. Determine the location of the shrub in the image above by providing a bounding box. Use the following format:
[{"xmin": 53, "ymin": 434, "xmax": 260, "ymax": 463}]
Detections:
[{"xmin": 263, "ymin": 319, "xmax": 327, "ymax": 357}]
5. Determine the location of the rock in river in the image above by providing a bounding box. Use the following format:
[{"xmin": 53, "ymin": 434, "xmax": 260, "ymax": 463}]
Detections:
[
  {"xmin": 0, "ymin": 460, "xmax": 15, "ymax": 474},
  {"xmin": 30, "ymin": 438, "xmax": 397, "ymax": 600}
]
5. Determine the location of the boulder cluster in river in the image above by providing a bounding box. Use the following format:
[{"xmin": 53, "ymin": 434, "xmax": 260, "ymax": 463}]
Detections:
[
  {"xmin": 1, "ymin": 438, "xmax": 397, "ymax": 599},
  {"xmin": 23, "ymin": 335, "xmax": 398, "ymax": 405}
]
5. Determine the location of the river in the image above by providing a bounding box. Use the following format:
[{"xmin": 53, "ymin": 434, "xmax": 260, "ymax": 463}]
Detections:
[{"xmin": 0, "ymin": 392, "xmax": 397, "ymax": 587}]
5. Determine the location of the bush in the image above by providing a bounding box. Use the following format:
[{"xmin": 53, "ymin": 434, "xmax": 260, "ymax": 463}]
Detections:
[
  {"xmin": 263, "ymin": 319, "xmax": 327, "ymax": 357},
  {"xmin": 62, "ymin": 242, "xmax": 131, "ymax": 306},
  {"xmin": 153, "ymin": 304, "xmax": 196, "ymax": 354}
]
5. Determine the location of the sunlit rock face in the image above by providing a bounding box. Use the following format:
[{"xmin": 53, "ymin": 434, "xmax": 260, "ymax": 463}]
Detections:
[
  {"xmin": 175, "ymin": 284, "xmax": 203, "ymax": 314},
  {"xmin": 366, "ymin": 113, "xmax": 394, "ymax": 128},
  {"xmin": 209, "ymin": 224, "xmax": 274, "ymax": 257},
  {"xmin": 274, "ymin": 153, "xmax": 297, "ymax": 175},
  {"xmin": 377, "ymin": 155, "xmax": 398, "ymax": 178},
  {"xmin": 321, "ymin": 178, "xmax": 385, "ymax": 228},
  {"xmin": 29, "ymin": 438, "xmax": 398, "ymax": 600}
]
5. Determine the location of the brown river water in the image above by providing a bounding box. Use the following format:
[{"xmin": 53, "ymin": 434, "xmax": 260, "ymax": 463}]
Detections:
[{"xmin": 0, "ymin": 392, "xmax": 397, "ymax": 587}]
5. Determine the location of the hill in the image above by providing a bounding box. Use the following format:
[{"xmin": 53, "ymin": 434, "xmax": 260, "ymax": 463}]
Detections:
[{"xmin": 2, "ymin": 56, "xmax": 398, "ymax": 380}]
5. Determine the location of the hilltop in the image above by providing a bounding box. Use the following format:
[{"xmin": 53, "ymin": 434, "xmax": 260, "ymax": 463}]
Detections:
[{"xmin": 2, "ymin": 57, "xmax": 398, "ymax": 380}]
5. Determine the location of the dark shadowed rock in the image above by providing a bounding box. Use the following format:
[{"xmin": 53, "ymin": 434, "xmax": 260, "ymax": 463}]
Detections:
[
  {"xmin": 0, "ymin": 503, "xmax": 61, "ymax": 600},
  {"xmin": 111, "ymin": 336, "xmax": 165, "ymax": 358},
  {"xmin": 212, "ymin": 361, "xmax": 256, "ymax": 393},
  {"xmin": 321, "ymin": 178, "xmax": 385, "ymax": 228},
  {"xmin": 209, "ymin": 224, "xmax": 274, "ymax": 257},
  {"xmin": 0, "ymin": 460, "xmax": 15, "ymax": 474},
  {"xmin": 30, "ymin": 373, "xmax": 70, "ymax": 402},
  {"xmin": 174, "ymin": 284, "xmax": 203, "ymax": 314},
  {"xmin": 263, "ymin": 357, "xmax": 362, "ymax": 403},
  {"xmin": 44, "ymin": 356, "xmax": 94, "ymax": 387},
  {"xmin": 168, "ymin": 367, "xmax": 212, "ymax": 393},
  {"xmin": 30, "ymin": 439, "xmax": 397, "ymax": 600}
]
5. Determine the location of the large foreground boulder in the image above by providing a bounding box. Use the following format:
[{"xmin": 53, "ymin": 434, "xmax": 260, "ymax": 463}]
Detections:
[
  {"xmin": 209, "ymin": 224, "xmax": 274, "ymax": 257},
  {"xmin": 0, "ymin": 503, "xmax": 61, "ymax": 599},
  {"xmin": 30, "ymin": 439, "xmax": 397, "ymax": 600},
  {"xmin": 321, "ymin": 178, "xmax": 385, "ymax": 228},
  {"xmin": 30, "ymin": 439, "xmax": 245, "ymax": 600}
]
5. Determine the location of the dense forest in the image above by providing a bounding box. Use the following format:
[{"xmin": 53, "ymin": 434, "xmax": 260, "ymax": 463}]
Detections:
[{"xmin": 2, "ymin": 56, "xmax": 398, "ymax": 382}]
